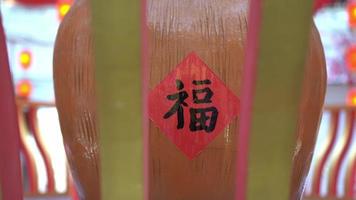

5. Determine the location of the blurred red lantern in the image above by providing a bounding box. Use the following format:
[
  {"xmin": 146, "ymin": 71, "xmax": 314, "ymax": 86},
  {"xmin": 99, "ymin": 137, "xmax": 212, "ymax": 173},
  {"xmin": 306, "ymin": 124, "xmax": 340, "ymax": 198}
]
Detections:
[
  {"xmin": 57, "ymin": 0, "xmax": 72, "ymax": 20},
  {"xmin": 347, "ymin": 89, "xmax": 356, "ymax": 106},
  {"xmin": 19, "ymin": 50, "xmax": 32, "ymax": 70},
  {"xmin": 346, "ymin": 46, "xmax": 356, "ymax": 71},
  {"xmin": 16, "ymin": 80, "xmax": 32, "ymax": 98},
  {"xmin": 348, "ymin": 2, "xmax": 356, "ymax": 28}
]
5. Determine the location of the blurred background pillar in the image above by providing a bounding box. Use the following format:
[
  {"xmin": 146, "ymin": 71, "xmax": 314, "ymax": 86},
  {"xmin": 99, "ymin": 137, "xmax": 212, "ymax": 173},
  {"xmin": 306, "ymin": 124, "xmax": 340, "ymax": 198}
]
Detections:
[{"xmin": 0, "ymin": 16, "xmax": 23, "ymax": 200}]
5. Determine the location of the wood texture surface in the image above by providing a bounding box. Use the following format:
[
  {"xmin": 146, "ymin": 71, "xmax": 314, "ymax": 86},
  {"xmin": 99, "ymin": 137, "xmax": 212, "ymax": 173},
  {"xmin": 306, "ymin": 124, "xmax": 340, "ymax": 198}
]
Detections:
[
  {"xmin": 54, "ymin": 1, "xmax": 99, "ymax": 199},
  {"xmin": 146, "ymin": 1, "xmax": 245, "ymax": 199},
  {"xmin": 53, "ymin": 0, "xmax": 326, "ymax": 199}
]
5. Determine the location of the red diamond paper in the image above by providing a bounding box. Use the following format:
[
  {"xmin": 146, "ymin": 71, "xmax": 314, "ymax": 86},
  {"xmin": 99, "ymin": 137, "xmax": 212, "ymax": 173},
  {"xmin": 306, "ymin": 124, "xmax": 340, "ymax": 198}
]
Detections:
[{"xmin": 149, "ymin": 52, "xmax": 240, "ymax": 159}]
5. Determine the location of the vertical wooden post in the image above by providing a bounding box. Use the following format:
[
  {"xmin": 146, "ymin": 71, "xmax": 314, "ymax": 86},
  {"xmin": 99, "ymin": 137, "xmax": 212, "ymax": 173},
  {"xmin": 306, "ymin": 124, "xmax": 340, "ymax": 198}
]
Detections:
[
  {"xmin": 0, "ymin": 16, "xmax": 23, "ymax": 200},
  {"xmin": 237, "ymin": 0, "xmax": 316, "ymax": 199},
  {"xmin": 90, "ymin": 0, "xmax": 143, "ymax": 199}
]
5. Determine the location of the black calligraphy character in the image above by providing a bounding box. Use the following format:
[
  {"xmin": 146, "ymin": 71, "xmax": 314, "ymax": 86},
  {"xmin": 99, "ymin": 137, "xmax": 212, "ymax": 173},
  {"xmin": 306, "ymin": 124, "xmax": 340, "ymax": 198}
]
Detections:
[
  {"xmin": 192, "ymin": 80, "xmax": 213, "ymax": 104},
  {"xmin": 163, "ymin": 80, "xmax": 189, "ymax": 129},
  {"xmin": 190, "ymin": 79, "xmax": 219, "ymax": 132},
  {"xmin": 189, "ymin": 107, "xmax": 218, "ymax": 133}
]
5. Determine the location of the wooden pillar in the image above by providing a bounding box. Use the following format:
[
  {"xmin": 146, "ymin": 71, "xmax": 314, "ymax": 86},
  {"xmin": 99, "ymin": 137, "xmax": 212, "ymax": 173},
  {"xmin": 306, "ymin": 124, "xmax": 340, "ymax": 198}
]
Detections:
[
  {"xmin": 91, "ymin": 0, "xmax": 143, "ymax": 199},
  {"xmin": 237, "ymin": 1, "xmax": 324, "ymax": 199},
  {"xmin": 0, "ymin": 15, "xmax": 23, "ymax": 200}
]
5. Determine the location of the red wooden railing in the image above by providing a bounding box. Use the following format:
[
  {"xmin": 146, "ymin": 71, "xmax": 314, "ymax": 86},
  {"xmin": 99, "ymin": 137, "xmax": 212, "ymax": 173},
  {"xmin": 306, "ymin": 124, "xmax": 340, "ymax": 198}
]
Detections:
[
  {"xmin": 16, "ymin": 100, "xmax": 75, "ymax": 199},
  {"xmin": 16, "ymin": 95, "xmax": 356, "ymax": 200},
  {"xmin": 304, "ymin": 107, "xmax": 356, "ymax": 200}
]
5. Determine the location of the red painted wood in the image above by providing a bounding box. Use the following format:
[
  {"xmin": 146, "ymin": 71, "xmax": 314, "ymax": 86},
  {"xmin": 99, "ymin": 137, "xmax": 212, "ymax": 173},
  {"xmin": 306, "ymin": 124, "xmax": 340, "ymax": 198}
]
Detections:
[
  {"xmin": 347, "ymin": 152, "xmax": 356, "ymax": 197},
  {"xmin": 235, "ymin": 0, "xmax": 262, "ymax": 199},
  {"xmin": 330, "ymin": 111, "xmax": 355, "ymax": 196},
  {"xmin": 314, "ymin": 0, "xmax": 334, "ymax": 12},
  {"xmin": 18, "ymin": 110, "xmax": 37, "ymax": 194},
  {"xmin": 0, "ymin": 16, "xmax": 23, "ymax": 200},
  {"xmin": 68, "ymin": 175, "xmax": 79, "ymax": 200},
  {"xmin": 313, "ymin": 111, "xmax": 339, "ymax": 195},
  {"xmin": 16, "ymin": 0, "xmax": 56, "ymax": 6},
  {"xmin": 141, "ymin": 0, "xmax": 149, "ymax": 198},
  {"xmin": 19, "ymin": 139, "xmax": 37, "ymax": 193}
]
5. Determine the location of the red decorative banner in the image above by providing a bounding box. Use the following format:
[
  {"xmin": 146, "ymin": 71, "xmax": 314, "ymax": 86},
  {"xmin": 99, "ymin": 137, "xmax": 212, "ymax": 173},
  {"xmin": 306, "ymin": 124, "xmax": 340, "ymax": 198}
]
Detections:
[{"xmin": 149, "ymin": 52, "xmax": 240, "ymax": 159}]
